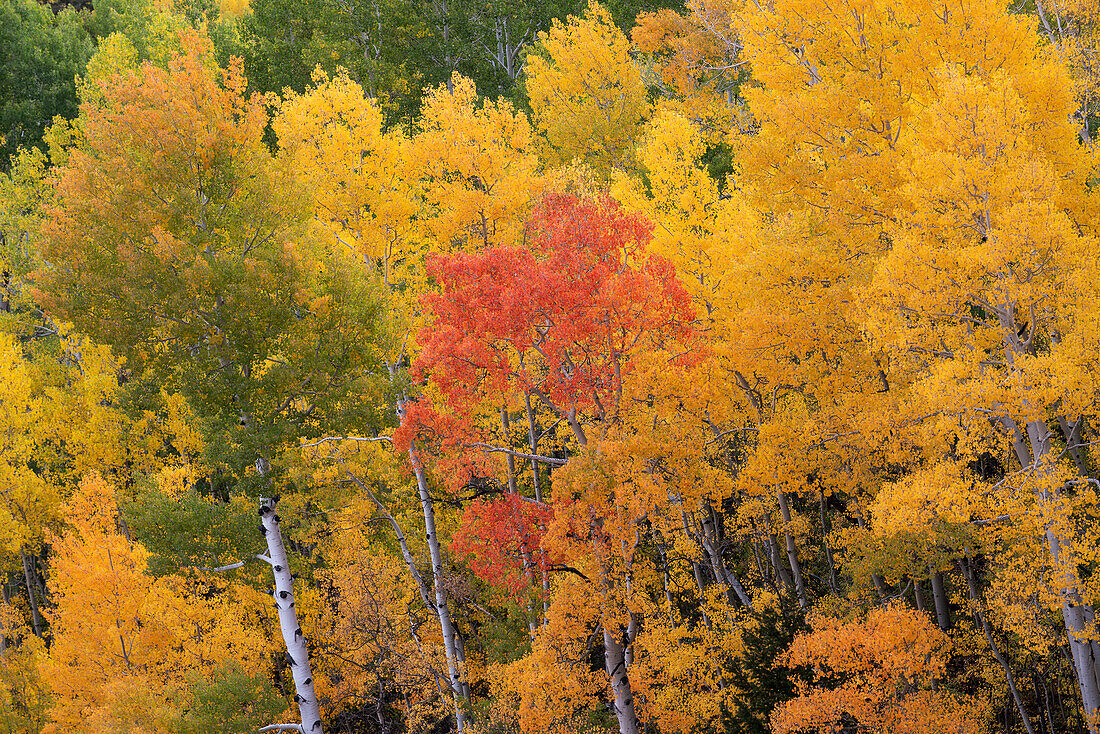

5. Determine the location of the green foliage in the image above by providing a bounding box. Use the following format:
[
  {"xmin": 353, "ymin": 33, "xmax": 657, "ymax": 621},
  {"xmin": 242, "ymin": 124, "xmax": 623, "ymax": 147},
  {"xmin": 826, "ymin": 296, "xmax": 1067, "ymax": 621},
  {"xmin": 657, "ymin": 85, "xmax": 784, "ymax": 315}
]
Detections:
[
  {"xmin": 39, "ymin": 39, "xmax": 391, "ymax": 480},
  {"xmin": 0, "ymin": 0, "xmax": 93, "ymax": 170},
  {"xmin": 0, "ymin": 635, "xmax": 51, "ymax": 734},
  {"xmin": 479, "ymin": 601, "xmax": 535, "ymax": 665},
  {"xmin": 175, "ymin": 660, "xmax": 290, "ymax": 734},
  {"xmin": 122, "ymin": 482, "xmax": 260, "ymax": 577},
  {"xmin": 88, "ymin": 0, "xmax": 158, "ymax": 55}
]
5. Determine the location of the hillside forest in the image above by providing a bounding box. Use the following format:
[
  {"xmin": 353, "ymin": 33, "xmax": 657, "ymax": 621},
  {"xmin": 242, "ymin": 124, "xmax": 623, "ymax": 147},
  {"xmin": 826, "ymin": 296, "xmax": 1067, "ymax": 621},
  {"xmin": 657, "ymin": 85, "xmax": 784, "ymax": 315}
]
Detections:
[{"xmin": 2, "ymin": 0, "xmax": 1100, "ymax": 732}]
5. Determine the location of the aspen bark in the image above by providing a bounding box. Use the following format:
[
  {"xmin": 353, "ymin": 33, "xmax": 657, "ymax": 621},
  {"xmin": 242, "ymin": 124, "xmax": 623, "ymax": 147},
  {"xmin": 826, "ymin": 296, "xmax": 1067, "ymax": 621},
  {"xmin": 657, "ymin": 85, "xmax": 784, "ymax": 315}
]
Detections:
[
  {"xmin": 1003, "ymin": 410, "xmax": 1100, "ymax": 729},
  {"xmin": 777, "ymin": 491, "xmax": 808, "ymax": 610},
  {"xmin": 392, "ymin": 358, "xmax": 468, "ymax": 730},
  {"xmin": 259, "ymin": 497, "xmax": 323, "ymax": 734},
  {"xmin": 410, "ymin": 444, "xmax": 468, "ymax": 731},
  {"xmin": 656, "ymin": 542, "xmax": 676, "ymax": 620},
  {"xmin": 501, "ymin": 407, "xmax": 518, "ymax": 495},
  {"xmin": 930, "ymin": 567, "xmax": 951, "ymax": 631},
  {"xmin": 997, "ymin": 301, "xmax": 1100, "ymax": 730},
  {"xmin": 591, "ymin": 525, "xmax": 640, "ymax": 734},
  {"xmin": 501, "ymin": 409, "xmax": 539, "ymax": 631},
  {"xmin": 766, "ymin": 532, "xmax": 793, "ymax": 593},
  {"xmin": 524, "ymin": 392, "xmax": 542, "ymax": 503},
  {"xmin": 691, "ymin": 560, "xmax": 713, "ymax": 630},
  {"xmin": 604, "ymin": 626, "xmax": 641, "ymax": 734},
  {"xmin": 1056, "ymin": 415, "xmax": 1088, "ymax": 477},
  {"xmin": 683, "ymin": 509, "xmax": 753, "ymax": 609},
  {"xmin": 0, "ymin": 579, "xmax": 8, "ymax": 656},
  {"xmin": 20, "ymin": 550, "xmax": 43, "ymax": 638},
  {"xmin": 818, "ymin": 490, "xmax": 840, "ymax": 595},
  {"xmin": 962, "ymin": 555, "xmax": 1036, "ymax": 734}
]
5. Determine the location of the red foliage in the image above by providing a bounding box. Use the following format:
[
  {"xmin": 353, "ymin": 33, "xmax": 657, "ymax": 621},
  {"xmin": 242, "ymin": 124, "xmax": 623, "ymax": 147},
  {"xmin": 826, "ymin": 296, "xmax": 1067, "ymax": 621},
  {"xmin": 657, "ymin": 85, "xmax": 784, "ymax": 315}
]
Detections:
[
  {"xmin": 450, "ymin": 493, "xmax": 555, "ymax": 596},
  {"xmin": 403, "ymin": 193, "xmax": 693, "ymax": 440},
  {"xmin": 399, "ymin": 193, "xmax": 696, "ymax": 591}
]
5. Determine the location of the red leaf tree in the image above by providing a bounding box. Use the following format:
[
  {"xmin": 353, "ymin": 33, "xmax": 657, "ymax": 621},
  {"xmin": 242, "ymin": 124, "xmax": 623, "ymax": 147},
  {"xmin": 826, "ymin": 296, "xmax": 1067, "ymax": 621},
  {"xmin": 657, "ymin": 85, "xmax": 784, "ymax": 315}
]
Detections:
[{"xmin": 403, "ymin": 193, "xmax": 696, "ymax": 595}]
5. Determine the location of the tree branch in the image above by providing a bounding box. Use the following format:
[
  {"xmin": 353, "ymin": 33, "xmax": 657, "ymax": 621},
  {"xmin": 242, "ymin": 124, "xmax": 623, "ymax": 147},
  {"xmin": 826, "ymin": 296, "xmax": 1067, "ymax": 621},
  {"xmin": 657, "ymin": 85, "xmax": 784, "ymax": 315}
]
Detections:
[
  {"xmin": 468, "ymin": 443, "xmax": 568, "ymax": 466},
  {"xmin": 299, "ymin": 435, "xmax": 393, "ymax": 450},
  {"xmin": 192, "ymin": 554, "xmax": 272, "ymax": 572}
]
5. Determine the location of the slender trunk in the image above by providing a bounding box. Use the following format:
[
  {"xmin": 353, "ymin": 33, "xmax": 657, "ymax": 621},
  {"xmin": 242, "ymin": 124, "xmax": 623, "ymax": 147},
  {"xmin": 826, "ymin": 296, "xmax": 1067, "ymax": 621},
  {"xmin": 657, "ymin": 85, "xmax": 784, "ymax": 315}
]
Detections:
[
  {"xmin": 408, "ymin": 611, "xmax": 445, "ymax": 697},
  {"xmin": 566, "ymin": 406, "xmax": 587, "ymax": 447},
  {"xmin": 260, "ymin": 497, "xmax": 324, "ymax": 734},
  {"xmin": 604, "ymin": 626, "xmax": 640, "ymax": 734},
  {"xmin": 502, "ymin": 407, "xmax": 518, "ymax": 495},
  {"xmin": 622, "ymin": 534, "xmax": 640, "ymax": 670},
  {"xmin": 0, "ymin": 268, "xmax": 9, "ymax": 313},
  {"xmin": 502, "ymin": 408, "xmax": 538, "ymax": 634},
  {"xmin": 777, "ymin": 491, "xmax": 808, "ymax": 610},
  {"xmin": 410, "ymin": 445, "xmax": 468, "ymax": 731},
  {"xmin": 656, "ymin": 542, "xmax": 675, "ymax": 622},
  {"xmin": 691, "ymin": 561, "xmax": 713, "ymax": 630},
  {"xmin": 524, "ymin": 393, "xmax": 542, "ymax": 503},
  {"xmin": 819, "ymin": 490, "xmax": 839, "ymax": 595},
  {"xmin": 1038, "ymin": 672, "xmax": 1057, "ymax": 734},
  {"xmin": 0, "ymin": 578, "xmax": 8, "ymax": 656},
  {"xmin": 1056, "ymin": 415, "xmax": 1088, "ymax": 477},
  {"xmin": 1000, "ymin": 305, "xmax": 1100, "ymax": 730},
  {"xmin": 751, "ymin": 534, "xmax": 768, "ymax": 587},
  {"xmin": 853, "ymin": 511, "xmax": 886, "ymax": 600},
  {"xmin": 913, "ymin": 577, "xmax": 925, "ymax": 613},
  {"xmin": 539, "ymin": 549, "xmax": 550, "ymax": 622},
  {"xmin": 590, "ymin": 525, "xmax": 640, "ymax": 734},
  {"xmin": 684, "ymin": 509, "xmax": 753, "ymax": 609},
  {"xmin": 20, "ymin": 550, "xmax": 43, "ymax": 637},
  {"xmin": 1012, "ymin": 416, "xmax": 1100, "ymax": 729},
  {"xmin": 767, "ymin": 532, "xmax": 793, "ymax": 592},
  {"xmin": 930, "ymin": 567, "xmax": 951, "ymax": 631},
  {"xmin": 962, "ymin": 555, "xmax": 1036, "ymax": 734}
]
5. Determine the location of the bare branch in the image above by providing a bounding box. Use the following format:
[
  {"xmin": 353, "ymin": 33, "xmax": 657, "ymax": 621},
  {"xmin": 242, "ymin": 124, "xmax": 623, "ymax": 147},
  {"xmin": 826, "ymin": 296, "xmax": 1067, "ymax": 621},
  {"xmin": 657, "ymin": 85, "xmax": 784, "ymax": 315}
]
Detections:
[
  {"xmin": 299, "ymin": 435, "xmax": 393, "ymax": 450},
  {"xmin": 192, "ymin": 554, "xmax": 272, "ymax": 572},
  {"xmin": 468, "ymin": 443, "xmax": 568, "ymax": 466}
]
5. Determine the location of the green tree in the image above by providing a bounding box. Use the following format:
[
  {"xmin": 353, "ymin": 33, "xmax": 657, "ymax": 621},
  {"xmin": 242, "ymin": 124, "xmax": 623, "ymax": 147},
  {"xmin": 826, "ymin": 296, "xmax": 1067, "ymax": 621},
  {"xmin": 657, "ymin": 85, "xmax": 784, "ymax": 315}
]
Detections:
[
  {"xmin": 37, "ymin": 31, "xmax": 389, "ymax": 482},
  {"xmin": 0, "ymin": 0, "xmax": 93, "ymax": 170}
]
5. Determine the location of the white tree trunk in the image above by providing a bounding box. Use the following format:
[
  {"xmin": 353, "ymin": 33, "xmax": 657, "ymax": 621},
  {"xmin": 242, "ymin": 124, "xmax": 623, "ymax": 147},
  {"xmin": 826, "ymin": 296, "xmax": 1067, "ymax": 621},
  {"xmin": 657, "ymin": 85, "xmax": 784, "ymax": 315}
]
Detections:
[
  {"xmin": 603, "ymin": 626, "xmax": 640, "ymax": 734},
  {"xmin": 777, "ymin": 491, "xmax": 808, "ymax": 611},
  {"xmin": 930, "ymin": 567, "xmax": 951, "ymax": 631},
  {"xmin": 260, "ymin": 497, "xmax": 323, "ymax": 734},
  {"xmin": 410, "ymin": 444, "xmax": 468, "ymax": 732},
  {"xmin": 20, "ymin": 550, "xmax": 43, "ymax": 637},
  {"xmin": 997, "ymin": 305, "xmax": 1100, "ymax": 731}
]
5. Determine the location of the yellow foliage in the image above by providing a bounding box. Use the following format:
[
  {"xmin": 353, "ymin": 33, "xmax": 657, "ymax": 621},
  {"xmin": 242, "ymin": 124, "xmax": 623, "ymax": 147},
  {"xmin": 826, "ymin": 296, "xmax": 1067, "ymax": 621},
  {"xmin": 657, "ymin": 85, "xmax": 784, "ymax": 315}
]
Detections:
[
  {"xmin": 43, "ymin": 474, "xmax": 276, "ymax": 733},
  {"xmin": 525, "ymin": 1, "xmax": 650, "ymax": 174},
  {"xmin": 413, "ymin": 74, "xmax": 543, "ymax": 252}
]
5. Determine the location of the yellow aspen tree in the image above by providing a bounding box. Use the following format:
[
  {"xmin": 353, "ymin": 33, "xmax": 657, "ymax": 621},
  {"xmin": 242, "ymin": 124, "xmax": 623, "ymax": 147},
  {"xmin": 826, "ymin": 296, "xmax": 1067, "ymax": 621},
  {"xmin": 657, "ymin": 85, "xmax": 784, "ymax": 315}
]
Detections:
[
  {"xmin": 525, "ymin": 1, "xmax": 650, "ymax": 175},
  {"xmin": 278, "ymin": 70, "xmax": 483, "ymax": 732},
  {"xmin": 43, "ymin": 473, "xmax": 277, "ymax": 733},
  {"xmin": 1031, "ymin": 0, "xmax": 1100, "ymax": 144},
  {"xmin": 37, "ymin": 31, "xmax": 392, "ymax": 734},
  {"xmin": 412, "ymin": 73, "xmax": 543, "ymax": 252},
  {"xmin": 632, "ymin": 0, "xmax": 749, "ymax": 133},
  {"xmin": 275, "ymin": 70, "xmax": 418, "ymax": 303},
  {"xmin": 0, "ymin": 329, "xmax": 135, "ymax": 641},
  {"xmin": 863, "ymin": 48, "xmax": 1100, "ymax": 732}
]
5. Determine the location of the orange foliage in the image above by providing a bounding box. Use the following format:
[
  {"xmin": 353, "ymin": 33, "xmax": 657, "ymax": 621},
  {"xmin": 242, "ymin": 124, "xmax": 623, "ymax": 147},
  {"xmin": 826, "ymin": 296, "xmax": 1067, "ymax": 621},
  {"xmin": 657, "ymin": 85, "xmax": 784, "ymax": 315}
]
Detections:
[{"xmin": 772, "ymin": 604, "xmax": 988, "ymax": 734}]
